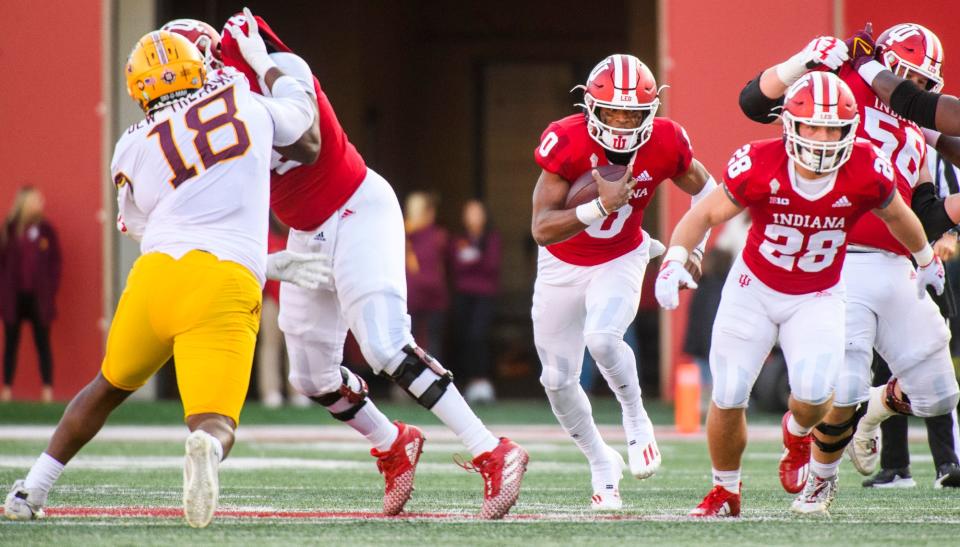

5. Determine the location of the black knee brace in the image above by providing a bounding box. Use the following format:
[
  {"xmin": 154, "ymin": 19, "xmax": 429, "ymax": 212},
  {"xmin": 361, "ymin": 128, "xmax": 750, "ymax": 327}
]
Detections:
[
  {"xmin": 383, "ymin": 345, "xmax": 453, "ymax": 409},
  {"xmin": 885, "ymin": 378, "xmax": 913, "ymax": 415},
  {"xmin": 310, "ymin": 366, "xmax": 369, "ymax": 421},
  {"xmin": 813, "ymin": 404, "xmax": 867, "ymax": 453}
]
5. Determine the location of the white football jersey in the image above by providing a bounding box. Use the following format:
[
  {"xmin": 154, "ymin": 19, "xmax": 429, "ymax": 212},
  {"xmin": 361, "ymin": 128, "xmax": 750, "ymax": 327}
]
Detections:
[{"xmin": 111, "ymin": 67, "xmax": 301, "ymax": 285}]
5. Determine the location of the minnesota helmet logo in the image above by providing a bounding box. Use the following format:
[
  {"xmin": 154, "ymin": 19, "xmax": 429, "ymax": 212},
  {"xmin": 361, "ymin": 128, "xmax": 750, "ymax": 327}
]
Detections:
[{"xmin": 161, "ymin": 70, "xmax": 176, "ymax": 84}]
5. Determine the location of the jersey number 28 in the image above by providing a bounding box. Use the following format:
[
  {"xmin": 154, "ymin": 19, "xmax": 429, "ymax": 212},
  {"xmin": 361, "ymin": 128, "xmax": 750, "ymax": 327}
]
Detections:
[{"xmin": 148, "ymin": 86, "xmax": 251, "ymax": 188}]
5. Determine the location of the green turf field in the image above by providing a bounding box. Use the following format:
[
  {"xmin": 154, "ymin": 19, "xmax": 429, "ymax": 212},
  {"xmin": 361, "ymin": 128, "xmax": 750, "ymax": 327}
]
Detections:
[{"xmin": 2, "ymin": 399, "xmax": 959, "ymax": 545}]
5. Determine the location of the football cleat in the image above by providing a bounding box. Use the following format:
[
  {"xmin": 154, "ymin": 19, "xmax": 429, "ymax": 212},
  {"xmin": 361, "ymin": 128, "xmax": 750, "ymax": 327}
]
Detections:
[
  {"xmin": 847, "ymin": 386, "xmax": 891, "ymax": 476},
  {"xmin": 456, "ymin": 437, "xmax": 529, "ymax": 519},
  {"xmin": 791, "ymin": 474, "xmax": 838, "ymax": 515},
  {"xmin": 934, "ymin": 463, "xmax": 960, "ymax": 489},
  {"xmin": 862, "ymin": 467, "xmax": 915, "ymax": 488},
  {"xmin": 779, "ymin": 411, "xmax": 811, "ymax": 494},
  {"xmin": 370, "ymin": 421, "xmax": 424, "ymax": 516},
  {"xmin": 689, "ymin": 484, "xmax": 741, "ymax": 518},
  {"xmin": 625, "ymin": 418, "xmax": 661, "ymax": 480},
  {"xmin": 591, "ymin": 445, "xmax": 625, "ymax": 511},
  {"xmin": 3, "ymin": 480, "xmax": 46, "ymax": 521},
  {"xmin": 183, "ymin": 430, "xmax": 220, "ymax": 528}
]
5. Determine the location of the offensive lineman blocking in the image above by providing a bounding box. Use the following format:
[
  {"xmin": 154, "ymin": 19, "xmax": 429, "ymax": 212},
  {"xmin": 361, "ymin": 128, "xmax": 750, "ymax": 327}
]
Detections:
[{"xmin": 4, "ymin": 22, "xmax": 315, "ymax": 528}]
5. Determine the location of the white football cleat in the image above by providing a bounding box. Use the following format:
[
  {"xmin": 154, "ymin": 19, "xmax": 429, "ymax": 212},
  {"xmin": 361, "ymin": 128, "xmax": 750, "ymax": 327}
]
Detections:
[
  {"xmin": 626, "ymin": 428, "xmax": 661, "ymax": 479},
  {"xmin": 791, "ymin": 474, "xmax": 838, "ymax": 516},
  {"xmin": 3, "ymin": 480, "xmax": 46, "ymax": 520},
  {"xmin": 847, "ymin": 386, "xmax": 893, "ymax": 476},
  {"xmin": 590, "ymin": 446, "xmax": 625, "ymax": 511},
  {"xmin": 183, "ymin": 431, "xmax": 220, "ymax": 528}
]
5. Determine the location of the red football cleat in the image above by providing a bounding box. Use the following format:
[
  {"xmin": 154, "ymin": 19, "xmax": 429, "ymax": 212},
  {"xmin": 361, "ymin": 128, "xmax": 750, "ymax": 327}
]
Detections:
[
  {"xmin": 689, "ymin": 484, "xmax": 741, "ymax": 518},
  {"xmin": 457, "ymin": 437, "xmax": 529, "ymax": 519},
  {"xmin": 370, "ymin": 421, "xmax": 424, "ymax": 515},
  {"xmin": 779, "ymin": 411, "xmax": 811, "ymax": 494}
]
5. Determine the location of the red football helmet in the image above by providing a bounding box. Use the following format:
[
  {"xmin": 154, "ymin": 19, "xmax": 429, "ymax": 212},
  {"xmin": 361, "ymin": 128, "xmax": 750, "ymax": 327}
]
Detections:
[
  {"xmin": 578, "ymin": 54, "xmax": 660, "ymax": 153},
  {"xmin": 877, "ymin": 23, "xmax": 944, "ymax": 92},
  {"xmin": 161, "ymin": 19, "xmax": 223, "ymax": 70},
  {"xmin": 781, "ymin": 72, "xmax": 860, "ymax": 174}
]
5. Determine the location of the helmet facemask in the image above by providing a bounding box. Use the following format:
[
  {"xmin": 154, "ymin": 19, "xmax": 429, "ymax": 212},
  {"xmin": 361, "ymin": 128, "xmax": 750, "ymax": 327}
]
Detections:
[
  {"xmin": 882, "ymin": 50, "xmax": 944, "ymax": 92},
  {"xmin": 582, "ymin": 93, "xmax": 659, "ymax": 153},
  {"xmin": 782, "ymin": 112, "xmax": 859, "ymax": 174}
]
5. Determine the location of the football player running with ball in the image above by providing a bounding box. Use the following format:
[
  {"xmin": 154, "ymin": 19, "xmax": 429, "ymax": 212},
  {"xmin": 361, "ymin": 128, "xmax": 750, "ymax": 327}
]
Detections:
[
  {"xmin": 531, "ymin": 54, "xmax": 716, "ymax": 510},
  {"xmin": 740, "ymin": 27, "xmax": 960, "ymax": 512},
  {"xmin": 658, "ymin": 71, "xmax": 943, "ymax": 517},
  {"xmin": 179, "ymin": 11, "xmax": 525, "ymax": 519},
  {"xmin": 4, "ymin": 18, "xmax": 316, "ymax": 528}
]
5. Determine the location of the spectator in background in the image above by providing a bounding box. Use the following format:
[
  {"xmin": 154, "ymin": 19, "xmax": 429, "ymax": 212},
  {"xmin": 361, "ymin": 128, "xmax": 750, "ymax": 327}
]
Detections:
[
  {"xmin": 449, "ymin": 200, "xmax": 502, "ymax": 403},
  {"xmin": 1, "ymin": 187, "xmax": 61, "ymax": 403},
  {"xmin": 257, "ymin": 216, "xmax": 310, "ymax": 409},
  {"xmin": 404, "ymin": 192, "xmax": 449, "ymax": 361}
]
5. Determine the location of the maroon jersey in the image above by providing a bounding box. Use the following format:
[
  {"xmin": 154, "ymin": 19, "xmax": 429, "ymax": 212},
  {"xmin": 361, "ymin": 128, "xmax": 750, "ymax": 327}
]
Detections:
[
  {"xmin": 535, "ymin": 114, "xmax": 693, "ymax": 266},
  {"xmin": 220, "ymin": 21, "xmax": 367, "ymax": 231},
  {"xmin": 835, "ymin": 65, "xmax": 926, "ymax": 256},
  {"xmin": 724, "ymin": 139, "xmax": 896, "ymax": 295}
]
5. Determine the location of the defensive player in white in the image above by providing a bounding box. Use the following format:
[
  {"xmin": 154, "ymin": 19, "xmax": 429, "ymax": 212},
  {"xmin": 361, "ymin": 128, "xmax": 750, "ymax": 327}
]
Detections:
[
  {"xmin": 740, "ymin": 27, "xmax": 960, "ymax": 513},
  {"xmin": 658, "ymin": 71, "xmax": 943, "ymax": 517},
  {"xmin": 531, "ymin": 54, "xmax": 714, "ymax": 509},
  {"xmin": 3, "ymin": 18, "xmax": 315, "ymax": 528}
]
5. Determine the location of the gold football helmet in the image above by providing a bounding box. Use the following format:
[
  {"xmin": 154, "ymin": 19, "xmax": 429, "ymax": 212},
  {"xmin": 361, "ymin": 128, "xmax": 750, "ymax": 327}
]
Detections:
[{"xmin": 125, "ymin": 30, "xmax": 206, "ymax": 112}]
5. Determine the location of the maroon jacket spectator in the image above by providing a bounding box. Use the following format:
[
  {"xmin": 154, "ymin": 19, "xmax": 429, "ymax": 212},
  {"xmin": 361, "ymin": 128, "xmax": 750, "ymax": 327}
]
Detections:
[
  {"xmin": 449, "ymin": 200, "xmax": 501, "ymax": 403},
  {"xmin": 404, "ymin": 192, "xmax": 449, "ymax": 359},
  {"xmin": 1, "ymin": 186, "xmax": 61, "ymax": 402}
]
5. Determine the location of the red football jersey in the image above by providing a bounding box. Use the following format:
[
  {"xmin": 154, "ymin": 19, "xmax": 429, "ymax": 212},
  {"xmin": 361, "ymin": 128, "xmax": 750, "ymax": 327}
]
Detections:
[
  {"xmin": 837, "ymin": 65, "xmax": 926, "ymax": 255},
  {"xmin": 220, "ymin": 21, "xmax": 367, "ymax": 231},
  {"xmin": 534, "ymin": 114, "xmax": 693, "ymax": 266},
  {"xmin": 724, "ymin": 139, "xmax": 896, "ymax": 295}
]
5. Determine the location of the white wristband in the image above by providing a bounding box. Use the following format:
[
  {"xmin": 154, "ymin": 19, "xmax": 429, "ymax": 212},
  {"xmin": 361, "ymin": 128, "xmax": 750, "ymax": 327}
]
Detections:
[
  {"xmin": 775, "ymin": 55, "xmax": 806, "ymax": 86},
  {"xmin": 922, "ymin": 127, "xmax": 943, "ymax": 147},
  {"xmin": 857, "ymin": 60, "xmax": 886, "ymax": 87},
  {"xmin": 663, "ymin": 245, "xmax": 689, "ymax": 265},
  {"xmin": 575, "ymin": 198, "xmax": 608, "ymax": 225},
  {"xmin": 913, "ymin": 244, "xmax": 935, "ymax": 267}
]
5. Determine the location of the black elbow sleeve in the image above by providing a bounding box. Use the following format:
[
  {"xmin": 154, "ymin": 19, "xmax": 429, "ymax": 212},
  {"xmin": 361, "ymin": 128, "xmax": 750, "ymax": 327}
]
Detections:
[
  {"xmin": 739, "ymin": 73, "xmax": 783, "ymax": 124},
  {"xmin": 912, "ymin": 183, "xmax": 956, "ymax": 239},
  {"xmin": 889, "ymin": 80, "xmax": 940, "ymax": 129}
]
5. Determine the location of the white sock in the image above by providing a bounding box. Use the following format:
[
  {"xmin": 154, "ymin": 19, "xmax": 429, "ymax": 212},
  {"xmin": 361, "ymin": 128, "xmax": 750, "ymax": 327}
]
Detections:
[
  {"xmin": 319, "ymin": 383, "xmax": 399, "ymax": 452},
  {"xmin": 810, "ymin": 458, "xmax": 841, "ymax": 479},
  {"xmin": 546, "ymin": 384, "xmax": 609, "ymax": 468},
  {"xmin": 787, "ymin": 414, "xmax": 813, "ymax": 437},
  {"xmin": 24, "ymin": 452, "xmax": 65, "ymax": 494},
  {"xmin": 430, "ymin": 387, "xmax": 499, "ymax": 457},
  {"xmin": 712, "ymin": 468, "xmax": 741, "ymax": 494},
  {"xmin": 594, "ymin": 341, "xmax": 647, "ymax": 421}
]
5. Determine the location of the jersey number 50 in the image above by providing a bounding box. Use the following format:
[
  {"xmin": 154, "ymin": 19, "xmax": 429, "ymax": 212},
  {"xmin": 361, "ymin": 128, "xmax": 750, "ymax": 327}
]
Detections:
[{"xmin": 148, "ymin": 86, "xmax": 252, "ymax": 188}]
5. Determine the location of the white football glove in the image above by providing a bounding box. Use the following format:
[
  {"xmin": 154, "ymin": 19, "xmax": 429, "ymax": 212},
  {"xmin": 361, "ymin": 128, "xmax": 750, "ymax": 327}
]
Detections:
[
  {"xmin": 655, "ymin": 260, "xmax": 698, "ymax": 310},
  {"xmin": 777, "ymin": 36, "xmax": 849, "ymax": 85},
  {"xmin": 266, "ymin": 250, "xmax": 331, "ymax": 290},
  {"xmin": 224, "ymin": 7, "xmax": 276, "ymax": 77},
  {"xmin": 916, "ymin": 255, "xmax": 946, "ymax": 299}
]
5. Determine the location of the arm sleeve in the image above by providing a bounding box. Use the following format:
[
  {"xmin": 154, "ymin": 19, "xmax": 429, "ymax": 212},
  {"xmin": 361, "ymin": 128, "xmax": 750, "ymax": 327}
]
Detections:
[
  {"xmin": 911, "ymin": 181, "xmax": 957, "ymax": 239},
  {"xmin": 259, "ymin": 52, "xmax": 316, "ymax": 97},
  {"xmin": 889, "ymin": 80, "xmax": 941, "ymax": 130},
  {"xmin": 739, "ymin": 73, "xmax": 784, "ymax": 124},
  {"xmin": 254, "ymin": 75, "xmax": 315, "ymax": 147}
]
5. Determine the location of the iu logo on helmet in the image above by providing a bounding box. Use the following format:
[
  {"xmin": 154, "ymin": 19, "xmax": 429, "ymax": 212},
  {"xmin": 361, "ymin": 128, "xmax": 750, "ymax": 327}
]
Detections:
[{"xmin": 612, "ymin": 135, "xmax": 627, "ymax": 149}]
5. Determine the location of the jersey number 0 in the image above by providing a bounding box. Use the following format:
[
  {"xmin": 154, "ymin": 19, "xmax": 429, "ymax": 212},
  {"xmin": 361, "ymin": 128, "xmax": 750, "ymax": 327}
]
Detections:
[{"xmin": 148, "ymin": 86, "xmax": 252, "ymax": 188}]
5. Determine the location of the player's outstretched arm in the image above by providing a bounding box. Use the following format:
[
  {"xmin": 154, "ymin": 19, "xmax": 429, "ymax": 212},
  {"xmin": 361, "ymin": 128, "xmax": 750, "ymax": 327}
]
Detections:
[
  {"xmin": 265, "ymin": 52, "xmax": 321, "ymax": 164},
  {"xmin": 873, "ymin": 191, "xmax": 945, "ymax": 297},
  {"xmin": 739, "ymin": 36, "xmax": 848, "ymax": 123},
  {"xmin": 857, "ymin": 61, "xmax": 960, "ymax": 137},
  {"xmin": 655, "ymin": 186, "xmax": 741, "ymax": 310},
  {"xmin": 530, "ymin": 160, "xmax": 635, "ymax": 246}
]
